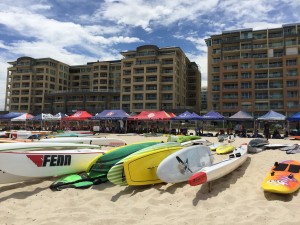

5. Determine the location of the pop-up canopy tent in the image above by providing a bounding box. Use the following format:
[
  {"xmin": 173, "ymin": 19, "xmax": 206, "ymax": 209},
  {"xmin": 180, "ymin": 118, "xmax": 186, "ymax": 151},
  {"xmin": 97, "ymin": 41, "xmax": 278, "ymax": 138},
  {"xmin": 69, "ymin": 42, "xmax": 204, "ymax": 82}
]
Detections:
[
  {"xmin": 171, "ymin": 111, "xmax": 203, "ymax": 135},
  {"xmin": 91, "ymin": 110, "xmax": 131, "ymax": 133},
  {"xmin": 167, "ymin": 112, "xmax": 177, "ymax": 118},
  {"xmin": 91, "ymin": 110, "xmax": 130, "ymax": 120},
  {"xmin": 128, "ymin": 111, "xmax": 173, "ymax": 133},
  {"xmin": 62, "ymin": 111, "xmax": 92, "ymax": 121},
  {"xmin": 287, "ymin": 112, "xmax": 300, "ymax": 122},
  {"xmin": 30, "ymin": 113, "xmax": 55, "ymax": 121},
  {"xmin": 256, "ymin": 110, "xmax": 286, "ymax": 121},
  {"xmin": 201, "ymin": 110, "xmax": 226, "ymax": 131},
  {"xmin": 202, "ymin": 110, "xmax": 225, "ymax": 120},
  {"xmin": 11, "ymin": 113, "xmax": 34, "ymax": 129},
  {"xmin": 228, "ymin": 110, "xmax": 254, "ymax": 121},
  {"xmin": 0, "ymin": 112, "xmax": 24, "ymax": 120},
  {"xmin": 52, "ymin": 112, "xmax": 68, "ymax": 120},
  {"xmin": 171, "ymin": 111, "xmax": 202, "ymax": 120},
  {"xmin": 128, "ymin": 111, "xmax": 172, "ymax": 120},
  {"xmin": 171, "ymin": 111, "xmax": 193, "ymax": 120},
  {"xmin": 11, "ymin": 113, "xmax": 34, "ymax": 121}
]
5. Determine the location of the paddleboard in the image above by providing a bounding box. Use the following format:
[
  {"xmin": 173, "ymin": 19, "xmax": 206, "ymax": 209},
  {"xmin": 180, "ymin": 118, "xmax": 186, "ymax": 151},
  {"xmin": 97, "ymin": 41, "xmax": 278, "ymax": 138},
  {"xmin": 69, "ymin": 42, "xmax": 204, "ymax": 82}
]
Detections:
[
  {"xmin": 216, "ymin": 144, "xmax": 235, "ymax": 154},
  {"xmin": 261, "ymin": 160, "xmax": 300, "ymax": 194},
  {"xmin": 156, "ymin": 145, "xmax": 214, "ymax": 183},
  {"xmin": 107, "ymin": 142, "xmax": 181, "ymax": 186},
  {"xmin": 87, "ymin": 141, "xmax": 162, "ymax": 181},
  {"xmin": 39, "ymin": 137, "xmax": 126, "ymax": 146},
  {"xmin": 123, "ymin": 146, "xmax": 184, "ymax": 186},
  {"xmin": 54, "ymin": 133, "xmax": 92, "ymax": 137},
  {"xmin": 175, "ymin": 135, "xmax": 203, "ymax": 143},
  {"xmin": 209, "ymin": 142, "xmax": 223, "ymax": 151},
  {"xmin": 49, "ymin": 141, "xmax": 162, "ymax": 189},
  {"xmin": 0, "ymin": 149, "xmax": 105, "ymax": 179},
  {"xmin": 264, "ymin": 144, "xmax": 293, "ymax": 149},
  {"xmin": 181, "ymin": 139, "xmax": 211, "ymax": 147},
  {"xmin": 290, "ymin": 136, "xmax": 300, "ymax": 140},
  {"xmin": 189, "ymin": 144, "xmax": 248, "ymax": 186},
  {"xmin": 0, "ymin": 142, "xmax": 101, "ymax": 152}
]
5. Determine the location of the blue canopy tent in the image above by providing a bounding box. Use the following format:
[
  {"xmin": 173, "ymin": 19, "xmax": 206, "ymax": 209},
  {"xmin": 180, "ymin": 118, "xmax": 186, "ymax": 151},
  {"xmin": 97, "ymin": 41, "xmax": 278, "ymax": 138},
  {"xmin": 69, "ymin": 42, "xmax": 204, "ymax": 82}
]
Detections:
[
  {"xmin": 0, "ymin": 112, "xmax": 24, "ymax": 120},
  {"xmin": 91, "ymin": 110, "xmax": 130, "ymax": 120},
  {"xmin": 171, "ymin": 111, "xmax": 192, "ymax": 120},
  {"xmin": 90, "ymin": 109, "xmax": 131, "ymax": 133},
  {"xmin": 286, "ymin": 112, "xmax": 300, "ymax": 136},
  {"xmin": 287, "ymin": 112, "xmax": 300, "ymax": 122},
  {"xmin": 0, "ymin": 112, "xmax": 24, "ymax": 130},
  {"xmin": 201, "ymin": 110, "xmax": 226, "ymax": 132},
  {"xmin": 171, "ymin": 111, "xmax": 203, "ymax": 135},
  {"xmin": 228, "ymin": 110, "xmax": 254, "ymax": 136},
  {"xmin": 202, "ymin": 110, "xmax": 225, "ymax": 120},
  {"xmin": 257, "ymin": 110, "xmax": 287, "ymax": 138},
  {"xmin": 228, "ymin": 110, "xmax": 254, "ymax": 121},
  {"xmin": 256, "ymin": 110, "xmax": 286, "ymax": 121}
]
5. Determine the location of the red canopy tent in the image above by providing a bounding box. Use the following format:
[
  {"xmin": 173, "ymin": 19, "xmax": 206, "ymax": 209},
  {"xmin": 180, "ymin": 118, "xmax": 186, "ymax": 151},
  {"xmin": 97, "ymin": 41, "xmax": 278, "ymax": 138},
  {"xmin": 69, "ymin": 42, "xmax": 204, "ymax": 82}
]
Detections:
[
  {"xmin": 62, "ymin": 111, "xmax": 92, "ymax": 120},
  {"xmin": 128, "ymin": 111, "xmax": 172, "ymax": 120},
  {"xmin": 167, "ymin": 112, "xmax": 176, "ymax": 118}
]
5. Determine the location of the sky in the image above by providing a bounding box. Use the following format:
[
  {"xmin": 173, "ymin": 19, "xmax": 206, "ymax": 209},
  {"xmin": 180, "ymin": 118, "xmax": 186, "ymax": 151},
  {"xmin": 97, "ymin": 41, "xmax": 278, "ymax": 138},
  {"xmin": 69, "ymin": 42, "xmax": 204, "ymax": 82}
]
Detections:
[{"xmin": 0, "ymin": 0, "xmax": 300, "ymax": 111}]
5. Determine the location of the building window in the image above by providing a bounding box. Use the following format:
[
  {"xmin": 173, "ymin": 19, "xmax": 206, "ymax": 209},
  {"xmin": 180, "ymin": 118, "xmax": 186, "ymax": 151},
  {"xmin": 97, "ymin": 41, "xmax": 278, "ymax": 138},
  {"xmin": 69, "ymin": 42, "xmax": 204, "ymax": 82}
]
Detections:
[
  {"xmin": 241, "ymin": 92, "xmax": 252, "ymax": 99},
  {"xmin": 241, "ymin": 72, "xmax": 251, "ymax": 79},
  {"xmin": 286, "ymin": 80, "xmax": 298, "ymax": 87},
  {"xmin": 287, "ymin": 91, "xmax": 298, "ymax": 98}
]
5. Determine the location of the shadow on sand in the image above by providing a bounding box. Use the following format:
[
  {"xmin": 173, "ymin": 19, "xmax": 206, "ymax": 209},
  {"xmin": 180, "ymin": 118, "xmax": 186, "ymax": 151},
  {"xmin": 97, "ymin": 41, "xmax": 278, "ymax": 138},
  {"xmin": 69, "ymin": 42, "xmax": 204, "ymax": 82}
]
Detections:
[
  {"xmin": 192, "ymin": 157, "xmax": 252, "ymax": 206},
  {"xmin": 263, "ymin": 188, "xmax": 299, "ymax": 202},
  {"xmin": 110, "ymin": 183, "xmax": 166, "ymax": 202},
  {"xmin": 0, "ymin": 178, "xmax": 50, "ymax": 202}
]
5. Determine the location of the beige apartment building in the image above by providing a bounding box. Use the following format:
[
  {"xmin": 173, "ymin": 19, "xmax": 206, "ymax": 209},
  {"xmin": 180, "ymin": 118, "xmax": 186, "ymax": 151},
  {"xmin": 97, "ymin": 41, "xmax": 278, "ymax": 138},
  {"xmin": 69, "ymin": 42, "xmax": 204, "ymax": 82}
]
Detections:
[
  {"xmin": 5, "ymin": 57, "xmax": 69, "ymax": 114},
  {"xmin": 5, "ymin": 45, "xmax": 201, "ymax": 115},
  {"xmin": 44, "ymin": 61, "xmax": 121, "ymax": 114},
  {"xmin": 120, "ymin": 45, "xmax": 201, "ymax": 113},
  {"xmin": 206, "ymin": 23, "xmax": 300, "ymax": 117}
]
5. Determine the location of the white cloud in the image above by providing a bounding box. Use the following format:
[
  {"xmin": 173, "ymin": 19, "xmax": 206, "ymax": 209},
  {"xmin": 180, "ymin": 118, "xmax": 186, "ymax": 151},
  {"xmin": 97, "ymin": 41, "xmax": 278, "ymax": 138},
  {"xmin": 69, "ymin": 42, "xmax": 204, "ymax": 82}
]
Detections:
[{"xmin": 94, "ymin": 0, "xmax": 219, "ymax": 30}]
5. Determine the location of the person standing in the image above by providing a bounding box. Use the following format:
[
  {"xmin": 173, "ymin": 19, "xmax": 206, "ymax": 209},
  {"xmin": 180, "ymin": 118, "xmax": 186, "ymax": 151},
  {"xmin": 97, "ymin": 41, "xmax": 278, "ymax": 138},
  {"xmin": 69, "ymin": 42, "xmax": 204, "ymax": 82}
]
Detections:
[{"xmin": 263, "ymin": 122, "xmax": 270, "ymax": 140}]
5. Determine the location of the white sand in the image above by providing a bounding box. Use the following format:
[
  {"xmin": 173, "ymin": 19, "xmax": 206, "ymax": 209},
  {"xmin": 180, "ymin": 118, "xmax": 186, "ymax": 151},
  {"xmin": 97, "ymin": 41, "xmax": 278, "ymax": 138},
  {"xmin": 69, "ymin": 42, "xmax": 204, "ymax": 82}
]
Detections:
[{"xmin": 1, "ymin": 135, "xmax": 300, "ymax": 225}]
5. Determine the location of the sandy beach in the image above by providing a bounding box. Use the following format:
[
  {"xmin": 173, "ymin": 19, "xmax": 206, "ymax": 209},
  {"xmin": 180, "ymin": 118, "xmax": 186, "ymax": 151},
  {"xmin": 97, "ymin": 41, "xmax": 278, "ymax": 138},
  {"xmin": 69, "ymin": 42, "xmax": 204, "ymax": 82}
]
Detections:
[{"xmin": 1, "ymin": 134, "xmax": 300, "ymax": 225}]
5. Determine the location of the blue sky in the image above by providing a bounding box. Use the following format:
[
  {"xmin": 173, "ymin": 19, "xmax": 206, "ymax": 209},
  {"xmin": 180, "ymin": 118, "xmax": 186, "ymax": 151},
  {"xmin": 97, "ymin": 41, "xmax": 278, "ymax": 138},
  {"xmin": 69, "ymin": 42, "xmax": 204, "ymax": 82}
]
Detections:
[{"xmin": 0, "ymin": 0, "xmax": 300, "ymax": 111}]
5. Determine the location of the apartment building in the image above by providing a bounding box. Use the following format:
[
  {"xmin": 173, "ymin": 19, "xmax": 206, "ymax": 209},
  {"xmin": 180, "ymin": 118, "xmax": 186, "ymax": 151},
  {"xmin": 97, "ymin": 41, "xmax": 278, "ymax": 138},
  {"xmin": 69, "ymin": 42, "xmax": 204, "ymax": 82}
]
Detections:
[
  {"xmin": 44, "ymin": 61, "xmax": 121, "ymax": 114},
  {"xmin": 205, "ymin": 23, "xmax": 300, "ymax": 117},
  {"xmin": 5, "ymin": 45, "xmax": 201, "ymax": 115},
  {"xmin": 5, "ymin": 57, "xmax": 69, "ymax": 114},
  {"xmin": 120, "ymin": 45, "xmax": 201, "ymax": 113}
]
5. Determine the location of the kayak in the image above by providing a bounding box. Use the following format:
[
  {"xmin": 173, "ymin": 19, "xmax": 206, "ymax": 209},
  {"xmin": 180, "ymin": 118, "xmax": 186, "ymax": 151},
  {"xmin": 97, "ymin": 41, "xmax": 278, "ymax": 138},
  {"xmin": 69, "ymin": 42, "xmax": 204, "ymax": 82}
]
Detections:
[{"xmin": 188, "ymin": 144, "xmax": 248, "ymax": 186}]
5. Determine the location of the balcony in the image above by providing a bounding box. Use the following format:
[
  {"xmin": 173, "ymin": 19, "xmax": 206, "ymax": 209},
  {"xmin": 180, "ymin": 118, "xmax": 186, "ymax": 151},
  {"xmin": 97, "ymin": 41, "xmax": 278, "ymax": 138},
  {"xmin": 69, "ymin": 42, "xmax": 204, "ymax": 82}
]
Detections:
[
  {"xmin": 269, "ymin": 63, "xmax": 282, "ymax": 68},
  {"xmin": 253, "ymin": 54, "xmax": 267, "ymax": 58},
  {"xmin": 255, "ymin": 94, "xmax": 269, "ymax": 99},
  {"xmin": 223, "ymin": 66, "xmax": 238, "ymax": 70},
  {"xmin": 269, "ymin": 84, "xmax": 283, "ymax": 88},
  {"xmin": 255, "ymin": 73, "xmax": 268, "ymax": 79},
  {"xmin": 269, "ymin": 94, "xmax": 283, "ymax": 99},
  {"xmin": 253, "ymin": 44, "xmax": 267, "ymax": 49},
  {"xmin": 255, "ymin": 64, "xmax": 268, "ymax": 69},
  {"xmin": 269, "ymin": 33, "xmax": 283, "ymax": 38},
  {"xmin": 269, "ymin": 73, "xmax": 283, "ymax": 78},
  {"xmin": 222, "ymin": 46, "xmax": 240, "ymax": 51},
  {"xmin": 222, "ymin": 37, "xmax": 240, "ymax": 43}
]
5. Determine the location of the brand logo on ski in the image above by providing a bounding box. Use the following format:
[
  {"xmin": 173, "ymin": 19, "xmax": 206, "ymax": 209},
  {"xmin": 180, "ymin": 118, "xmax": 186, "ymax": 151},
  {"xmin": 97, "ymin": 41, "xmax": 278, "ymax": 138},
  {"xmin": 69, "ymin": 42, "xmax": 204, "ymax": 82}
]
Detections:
[{"xmin": 27, "ymin": 155, "xmax": 72, "ymax": 167}]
